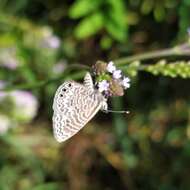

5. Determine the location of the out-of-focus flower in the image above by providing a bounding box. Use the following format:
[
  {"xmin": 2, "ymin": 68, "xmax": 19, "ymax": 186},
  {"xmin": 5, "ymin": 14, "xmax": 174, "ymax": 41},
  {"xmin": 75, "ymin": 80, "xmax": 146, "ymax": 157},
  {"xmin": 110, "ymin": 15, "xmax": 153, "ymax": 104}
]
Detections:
[
  {"xmin": 52, "ymin": 60, "xmax": 67, "ymax": 75},
  {"xmin": 113, "ymin": 70, "xmax": 122, "ymax": 79},
  {"xmin": 0, "ymin": 115, "xmax": 11, "ymax": 134},
  {"xmin": 1, "ymin": 57, "xmax": 18, "ymax": 69},
  {"xmin": 0, "ymin": 48, "xmax": 19, "ymax": 70},
  {"xmin": 107, "ymin": 61, "xmax": 116, "ymax": 73},
  {"xmin": 47, "ymin": 36, "xmax": 60, "ymax": 49},
  {"xmin": 98, "ymin": 80, "xmax": 109, "ymax": 92},
  {"xmin": 41, "ymin": 35, "xmax": 61, "ymax": 49},
  {"xmin": 122, "ymin": 77, "xmax": 130, "ymax": 89},
  {"xmin": 9, "ymin": 90, "xmax": 38, "ymax": 122},
  {"xmin": 25, "ymin": 26, "xmax": 61, "ymax": 50}
]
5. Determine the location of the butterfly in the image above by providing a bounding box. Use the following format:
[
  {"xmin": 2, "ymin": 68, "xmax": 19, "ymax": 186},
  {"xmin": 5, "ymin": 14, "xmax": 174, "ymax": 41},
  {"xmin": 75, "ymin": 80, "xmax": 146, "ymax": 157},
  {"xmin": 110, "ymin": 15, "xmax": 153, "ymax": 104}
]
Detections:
[{"xmin": 52, "ymin": 72, "xmax": 108, "ymax": 142}]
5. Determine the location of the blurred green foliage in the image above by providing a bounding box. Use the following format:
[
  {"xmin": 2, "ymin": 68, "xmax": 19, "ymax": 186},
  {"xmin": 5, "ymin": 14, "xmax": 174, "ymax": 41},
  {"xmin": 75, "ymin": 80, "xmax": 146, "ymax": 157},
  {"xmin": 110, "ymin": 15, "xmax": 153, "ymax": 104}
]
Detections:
[
  {"xmin": 0, "ymin": 0, "xmax": 190, "ymax": 190},
  {"xmin": 69, "ymin": 0, "xmax": 127, "ymax": 41}
]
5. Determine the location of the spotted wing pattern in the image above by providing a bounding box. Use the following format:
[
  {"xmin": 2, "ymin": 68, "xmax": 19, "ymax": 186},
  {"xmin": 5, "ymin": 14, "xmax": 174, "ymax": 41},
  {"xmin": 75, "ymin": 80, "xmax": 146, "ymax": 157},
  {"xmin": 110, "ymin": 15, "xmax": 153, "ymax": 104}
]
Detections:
[{"xmin": 52, "ymin": 73, "xmax": 105, "ymax": 142}]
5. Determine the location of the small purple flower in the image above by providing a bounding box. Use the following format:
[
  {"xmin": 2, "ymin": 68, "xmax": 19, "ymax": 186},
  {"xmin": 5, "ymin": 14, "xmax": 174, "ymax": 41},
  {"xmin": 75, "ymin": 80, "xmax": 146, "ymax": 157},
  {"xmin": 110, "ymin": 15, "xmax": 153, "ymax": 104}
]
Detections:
[
  {"xmin": 107, "ymin": 61, "xmax": 116, "ymax": 73},
  {"xmin": 113, "ymin": 70, "xmax": 122, "ymax": 79},
  {"xmin": 98, "ymin": 80, "xmax": 109, "ymax": 92},
  {"xmin": 122, "ymin": 77, "xmax": 130, "ymax": 89}
]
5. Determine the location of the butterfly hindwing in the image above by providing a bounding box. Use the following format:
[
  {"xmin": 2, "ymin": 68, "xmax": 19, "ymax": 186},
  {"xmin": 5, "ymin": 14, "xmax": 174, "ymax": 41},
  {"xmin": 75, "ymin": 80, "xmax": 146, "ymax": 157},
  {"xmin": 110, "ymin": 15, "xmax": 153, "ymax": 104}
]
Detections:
[
  {"xmin": 84, "ymin": 72, "xmax": 94, "ymax": 93},
  {"xmin": 52, "ymin": 74, "xmax": 103, "ymax": 142}
]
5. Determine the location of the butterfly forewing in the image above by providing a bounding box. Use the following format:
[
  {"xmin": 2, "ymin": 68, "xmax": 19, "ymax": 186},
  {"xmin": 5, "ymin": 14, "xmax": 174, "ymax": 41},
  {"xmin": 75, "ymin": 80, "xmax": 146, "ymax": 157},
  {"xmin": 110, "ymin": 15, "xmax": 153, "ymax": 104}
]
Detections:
[{"xmin": 52, "ymin": 76, "xmax": 103, "ymax": 142}]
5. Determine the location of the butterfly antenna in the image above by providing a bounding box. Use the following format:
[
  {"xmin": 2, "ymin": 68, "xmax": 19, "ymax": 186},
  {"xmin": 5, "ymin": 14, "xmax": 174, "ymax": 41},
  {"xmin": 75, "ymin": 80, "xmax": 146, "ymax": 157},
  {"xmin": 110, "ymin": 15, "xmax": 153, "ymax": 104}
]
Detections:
[{"xmin": 104, "ymin": 110, "xmax": 130, "ymax": 114}]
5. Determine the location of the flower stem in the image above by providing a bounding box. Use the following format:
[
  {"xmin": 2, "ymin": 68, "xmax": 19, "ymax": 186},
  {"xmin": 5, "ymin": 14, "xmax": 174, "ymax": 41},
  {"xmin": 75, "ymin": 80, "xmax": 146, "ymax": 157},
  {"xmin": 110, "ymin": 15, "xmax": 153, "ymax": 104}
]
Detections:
[
  {"xmin": 115, "ymin": 43, "xmax": 190, "ymax": 65},
  {"xmin": 2, "ymin": 65, "xmax": 87, "ymax": 91},
  {"xmin": 2, "ymin": 43, "xmax": 190, "ymax": 91}
]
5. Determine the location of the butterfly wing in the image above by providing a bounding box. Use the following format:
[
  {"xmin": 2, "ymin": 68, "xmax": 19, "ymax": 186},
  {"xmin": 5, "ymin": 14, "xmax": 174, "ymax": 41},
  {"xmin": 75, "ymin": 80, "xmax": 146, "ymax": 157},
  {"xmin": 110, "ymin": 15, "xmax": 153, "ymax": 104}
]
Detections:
[{"xmin": 52, "ymin": 76, "xmax": 102, "ymax": 142}]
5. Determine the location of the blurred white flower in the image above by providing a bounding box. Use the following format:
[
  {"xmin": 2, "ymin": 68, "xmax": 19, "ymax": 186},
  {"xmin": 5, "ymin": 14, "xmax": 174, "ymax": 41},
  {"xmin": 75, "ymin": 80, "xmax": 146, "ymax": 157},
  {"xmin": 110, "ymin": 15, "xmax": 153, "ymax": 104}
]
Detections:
[
  {"xmin": 0, "ymin": 115, "xmax": 11, "ymax": 134},
  {"xmin": 107, "ymin": 61, "xmax": 116, "ymax": 73},
  {"xmin": 98, "ymin": 80, "xmax": 109, "ymax": 92},
  {"xmin": 1, "ymin": 57, "xmax": 18, "ymax": 69},
  {"xmin": 41, "ymin": 36, "xmax": 61, "ymax": 49},
  {"xmin": 53, "ymin": 60, "xmax": 67, "ymax": 74},
  {"xmin": 122, "ymin": 77, "xmax": 131, "ymax": 89},
  {"xmin": 113, "ymin": 70, "xmax": 122, "ymax": 79},
  {"xmin": 0, "ymin": 48, "xmax": 19, "ymax": 70},
  {"xmin": 9, "ymin": 90, "xmax": 38, "ymax": 122},
  {"xmin": 47, "ymin": 36, "xmax": 60, "ymax": 49}
]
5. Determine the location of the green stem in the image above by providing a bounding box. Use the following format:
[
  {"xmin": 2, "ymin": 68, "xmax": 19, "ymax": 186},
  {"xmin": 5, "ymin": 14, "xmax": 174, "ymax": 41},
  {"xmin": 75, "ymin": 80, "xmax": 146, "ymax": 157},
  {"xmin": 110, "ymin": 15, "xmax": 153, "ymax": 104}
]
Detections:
[
  {"xmin": 2, "ymin": 65, "xmax": 88, "ymax": 91},
  {"xmin": 1, "ymin": 43, "xmax": 190, "ymax": 91},
  {"xmin": 115, "ymin": 43, "xmax": 190, "ymax": 65}
]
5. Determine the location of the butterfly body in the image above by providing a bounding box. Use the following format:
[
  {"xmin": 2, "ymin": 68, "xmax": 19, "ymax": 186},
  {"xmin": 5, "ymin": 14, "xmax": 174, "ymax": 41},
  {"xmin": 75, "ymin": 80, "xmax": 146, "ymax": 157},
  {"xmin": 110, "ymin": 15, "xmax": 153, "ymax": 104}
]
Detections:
[{"xmin": 52, "ymin": 73, "xmax": 107, "ymax": 142}]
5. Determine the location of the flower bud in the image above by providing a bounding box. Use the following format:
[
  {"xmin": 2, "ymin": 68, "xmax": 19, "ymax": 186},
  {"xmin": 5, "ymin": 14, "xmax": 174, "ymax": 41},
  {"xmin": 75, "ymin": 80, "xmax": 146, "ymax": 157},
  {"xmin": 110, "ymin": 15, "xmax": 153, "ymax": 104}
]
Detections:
[
  {"xmin": 93, "ymin": 61, "xmax": 107, "ymax": 75},
  {"xmin": 109, "ymin": 79, "xmax": 124, "ymax": 96}
]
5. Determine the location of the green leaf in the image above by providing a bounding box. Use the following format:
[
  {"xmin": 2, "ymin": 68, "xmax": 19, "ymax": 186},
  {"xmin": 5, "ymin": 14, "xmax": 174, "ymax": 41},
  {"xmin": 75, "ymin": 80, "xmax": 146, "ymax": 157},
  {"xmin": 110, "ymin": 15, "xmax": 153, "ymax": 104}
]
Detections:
[
  {"xmin": 105, "ymin": 19, "xmax": 127, "ymax": 42},
  {"xmin": 105, "ymin": 0, "xmax": 128, "ymax": 41},
  {"xmin": 141, "ymin": 0, "xmax": 154, "ymax": 14},
  {"xmin": 178, "ymin": 1, "xmax": 190, "ymax": 37},
  {"xmin": 74, "ymin": 12, "xmax": 104, "ymax": 39},
  {"xmin": 100, "ymin": 36, "xmax": 113, "ymax": 49},
  {"xmin": 107, "ymin": 0, "xmax": 127, "ymax": 28},
  {"xmin": 154, "ymin": 3, "xmax": 165, "ymax": 22},
  {"xmin": 69, "ymin": 0, "xmax": 101, "ymax": 19}
]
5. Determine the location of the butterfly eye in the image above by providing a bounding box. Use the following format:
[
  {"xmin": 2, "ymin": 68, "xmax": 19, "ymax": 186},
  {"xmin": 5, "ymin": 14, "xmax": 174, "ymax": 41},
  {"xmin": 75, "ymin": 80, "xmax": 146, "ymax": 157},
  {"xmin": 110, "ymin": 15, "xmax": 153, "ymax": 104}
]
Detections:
[{"xmin": 68, "ymin": 83, "xmax": 72, "ymax": 87}]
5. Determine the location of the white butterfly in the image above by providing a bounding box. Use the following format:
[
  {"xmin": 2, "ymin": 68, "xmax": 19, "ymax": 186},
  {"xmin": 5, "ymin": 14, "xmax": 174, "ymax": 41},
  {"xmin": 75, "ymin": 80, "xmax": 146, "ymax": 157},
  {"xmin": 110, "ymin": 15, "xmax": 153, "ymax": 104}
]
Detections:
[{"xmin": 52, "ymin": 72, "xmax": 108, "ymax": 142}]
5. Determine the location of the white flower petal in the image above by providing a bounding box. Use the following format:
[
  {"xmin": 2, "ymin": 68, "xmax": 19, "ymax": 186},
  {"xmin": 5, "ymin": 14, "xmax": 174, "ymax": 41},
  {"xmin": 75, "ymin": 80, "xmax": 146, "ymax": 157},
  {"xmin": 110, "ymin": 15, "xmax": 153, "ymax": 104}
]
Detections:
[
  {"xmin": 123, "ymin": 77, "xmax": 130, "ymax": 83},
  {"xmin": 107, "ymin": 61, "xmax": 116, "ymax": 73},
  {"xmin": 122, "ymin": 77, "xmax": 131, "ymax": 89},
  {"xmin": 98, "ymin": 80, "xmax": 109, "ymax": 92},
  {"xmin": 125, "ymin": 83, "xmax": 130, "ymax": 88},
  {"xmin": 113, "ymin": 70, "xmax": 122, "ymax": 79}
]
